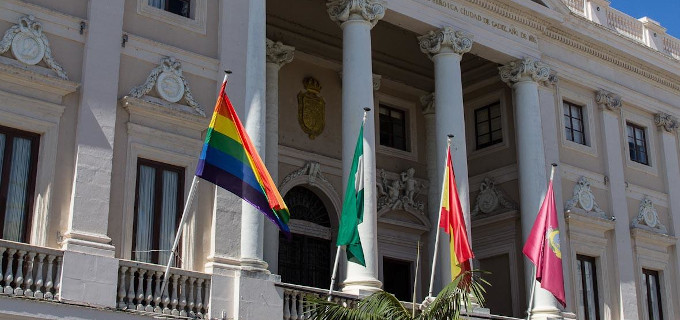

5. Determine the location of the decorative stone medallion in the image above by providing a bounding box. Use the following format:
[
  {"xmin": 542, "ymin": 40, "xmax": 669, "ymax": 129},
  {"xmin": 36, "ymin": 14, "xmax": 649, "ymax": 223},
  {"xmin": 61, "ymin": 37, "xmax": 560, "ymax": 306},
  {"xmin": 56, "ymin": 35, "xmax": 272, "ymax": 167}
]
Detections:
[
  {"xmin": 297, "ymin": 77, "xmax": 325, "ymax": 139},
  {"xmin": 471, "ymin": 177, "xmax": 517, "ymax": 217},
  {"xmin": 0, "ymin": 15, "xmax": 68, "ymax": 79},
  {"xmin": 632, "ymin": 196, "xmax": 667, "ymax": 234},
  {"xmin": 564, "ymin": 176, "xmax": 608, "ymax": 219},
  {"xmin": 156, "ymin": 70, "xmax": 185, "ymax": 103}
]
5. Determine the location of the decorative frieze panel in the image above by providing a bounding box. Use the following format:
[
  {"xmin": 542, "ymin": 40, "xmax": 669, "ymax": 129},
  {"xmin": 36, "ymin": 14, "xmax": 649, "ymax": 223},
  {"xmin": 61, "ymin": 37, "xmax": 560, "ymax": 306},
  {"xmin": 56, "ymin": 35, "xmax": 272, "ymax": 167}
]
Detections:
[
  {"xmin": 471, "ymin": 177, "xmax": 517, "ymax": 218},
  {"xmin": 130, "ymin": 57, "xmax": 204, "ymax": 116},
  {"xmin": 564, "ymin": 177, "xmax": 608, "ymax": 220},
  {"xmin": 377, "ymin": 168, "xmax": 425, "ymax": 214},
  {"xmin": 632, "ymin": 196, "xmax": 668, "ymax": 234},
  {"xmin": 498, "ymin": 58, "xmax": 550, "ymax": 84},
  {"xmin": 0, "ymin": 15, "xmax": 67, "ymax": 79},
  {"xmin": 654, "ymin": 112, "xmax": 679, "ymax": 133},
  {"xmin": 595, "ymin": 89, "xmax": 622, "ymax": 112}
]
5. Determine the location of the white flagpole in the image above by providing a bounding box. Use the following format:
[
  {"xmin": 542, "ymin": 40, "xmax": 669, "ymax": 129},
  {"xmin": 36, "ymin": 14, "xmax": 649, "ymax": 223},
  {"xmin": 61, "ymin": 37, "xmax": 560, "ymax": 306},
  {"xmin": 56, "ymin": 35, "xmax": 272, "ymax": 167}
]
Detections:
[
  {"xmin": 328, "ymin": 107, "xmax": 371, "ymax": 301},
  {"xmin": 525, "ymin": 164, "xmax": 557, "ymax": 320},
  {"xmin": 160, "ymin": 70, "xmax": 231, "ymax": 295},
  {"xmin": 412, "ymin": 240, "xmax": 421, "ymax": 318},
  {"xmin": 427, "ymin": 134, "xmax": 454, "ymax": 298}
]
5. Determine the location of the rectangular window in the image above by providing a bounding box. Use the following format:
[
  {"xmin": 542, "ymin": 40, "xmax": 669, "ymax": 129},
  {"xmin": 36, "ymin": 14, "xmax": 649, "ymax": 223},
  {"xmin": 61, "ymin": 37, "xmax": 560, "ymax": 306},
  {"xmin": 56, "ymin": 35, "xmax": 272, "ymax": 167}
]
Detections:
[
  {"xmin": 627, "ymin": 123, "xmax": 649, "ymax": 165},
  {"xmin": 148, "ymin": 0, "xmax": 190, "ymax": 18},
  {"xmin": 0, "ymin": 126, "xmax": 39, "ymax": 243},
  {"xmin": 576, "ymin": 255, "xmax": 600, "ymax": 320},
  {"xmin": 475, "ymin": 102, "xmax": 502, "ymax": 149},
  {"xmin": 379, "ymin": 105, "xmax": 408, "ymax": 151},
  {"xmin": 133, "ymin": 158, "xmax": 184, "ymax": 266},
  {"xmin": 643, "ymin": 269, "xmax": 663, "ymax": 320},
  {"xmin": 563, "ymin": 101, "xmax": 586, "ymax": 145},
  {"xmin": 382, "ymin": 257, "xmax": 412, "ymax": 301}
]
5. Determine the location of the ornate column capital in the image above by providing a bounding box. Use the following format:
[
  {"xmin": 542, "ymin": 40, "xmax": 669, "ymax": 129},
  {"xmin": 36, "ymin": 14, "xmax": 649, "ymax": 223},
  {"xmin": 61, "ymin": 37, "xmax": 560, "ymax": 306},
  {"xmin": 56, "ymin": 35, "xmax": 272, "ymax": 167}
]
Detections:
[
  {"xmin": 327, "ymin": 0, "xmax": 386, "ymax": 27},
  {"xmin": 372, "ymin": 74, "xmax": 381, "ymax": 91},
  {"xmin": 595, "ymin": 89, "xmax": 622, "ymax": 112},
  {"xmin": 654, "ymin": 112, "xmax": 679, "ymax": 133},
  {"xmin": 498, "ymin": 58, "xmax": 550, "ymax": 84},
  {"xmin": 420, "ymin": 93, "xmax": 435, "ymax": 115},
  {"xmin": 266, "ymin": 39, "xmax": 295, "ymax": 67},
  {"xmin": 417, "ymin": 27, "xmax": 473, "ymax": 58}
]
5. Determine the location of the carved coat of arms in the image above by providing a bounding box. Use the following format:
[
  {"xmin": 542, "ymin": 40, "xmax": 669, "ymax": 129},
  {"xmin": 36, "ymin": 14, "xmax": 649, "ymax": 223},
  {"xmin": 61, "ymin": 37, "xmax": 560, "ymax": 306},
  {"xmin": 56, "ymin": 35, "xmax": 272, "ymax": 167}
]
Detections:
[{"xmin": 297, "ymin": 77, "xmax": 325, "ymax": 139}]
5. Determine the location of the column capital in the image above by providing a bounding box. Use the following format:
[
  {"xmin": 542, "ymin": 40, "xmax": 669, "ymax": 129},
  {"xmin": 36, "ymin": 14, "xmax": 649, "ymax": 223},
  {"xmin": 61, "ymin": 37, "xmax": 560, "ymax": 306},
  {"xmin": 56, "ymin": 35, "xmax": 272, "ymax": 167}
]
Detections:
[
  {"xmin": 418, "ymin": 27, "xmax": 473, "ymax": 58},
  {"xmin": 372, "ymin": 74, "xmax": 381, "ymax": 91},
  {"xmin": 499, "ymin": 58, "xmax": 550, "ymax": 84},
  {"xmin": 595, "ymin": 89, "xmax": 622, "ymax": 112},
  {"xmin": 655, "ymin": 112, "xmax": 679, "ymax": 133},
  {"xmin": 420, "ymin": 92, "xmax": 435, "ymax": 115},
  {"xmin": 327, "ymin": 0, "xmax": 386, "ymax": 27},
  {"xmin": 265, "ymin": 39, "xmax": 295, "ymax": 67}
]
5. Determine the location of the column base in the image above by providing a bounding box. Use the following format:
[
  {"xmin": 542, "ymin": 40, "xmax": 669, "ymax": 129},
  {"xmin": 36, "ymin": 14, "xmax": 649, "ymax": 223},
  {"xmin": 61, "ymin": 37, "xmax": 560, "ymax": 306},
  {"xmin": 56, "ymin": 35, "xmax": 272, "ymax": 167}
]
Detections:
[
  {"xmin": 240, "ymin": 257, "xmax": 270, "ymax": 273},
  {"xmin": 61, "ymin": 230, "xmax": 115, "ymax": 257},
  {"xmin": 529, "ymin": 306, "xmax": 563, "ymax": 320},
  {"xmin": 341, "ymin": 278, "xmax": 383, "ymax": 296}
]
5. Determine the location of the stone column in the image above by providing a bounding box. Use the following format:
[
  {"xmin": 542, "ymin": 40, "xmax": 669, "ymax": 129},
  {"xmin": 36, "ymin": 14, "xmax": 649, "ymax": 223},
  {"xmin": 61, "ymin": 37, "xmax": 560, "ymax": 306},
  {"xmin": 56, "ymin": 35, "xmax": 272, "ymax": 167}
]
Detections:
[
  {"xmin": 59, "ymin": 0, "xmax": 125, "ymax": 308},
  {"xmin": 596, "ymin": 90, "xmax": 638, "ymax": 320},
  {"xmin": 654, "ymin": 112, "xmax": 680, "ymax": 303},
  {"xmin": 418, "ymin": 27, "xmax": 473, "ymax": 293},
  {"xmin": 499, "ymin": 58, "xmax": 561, "ymax": 319},
  {"xmin": 263, "ymin": 39, "xmax": 294, "ymax": 275},
  {"xmin": 327, "ymin": 0, "xmax": 385, "ymax": 294}
]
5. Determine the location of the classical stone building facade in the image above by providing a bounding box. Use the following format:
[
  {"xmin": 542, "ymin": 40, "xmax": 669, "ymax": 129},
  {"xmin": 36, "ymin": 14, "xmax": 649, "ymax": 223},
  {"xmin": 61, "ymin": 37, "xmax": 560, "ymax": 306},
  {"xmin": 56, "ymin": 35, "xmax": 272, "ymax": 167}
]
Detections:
[{"xmin": 0, "ymin": 0, "xmax": 679, "ymax": 319}]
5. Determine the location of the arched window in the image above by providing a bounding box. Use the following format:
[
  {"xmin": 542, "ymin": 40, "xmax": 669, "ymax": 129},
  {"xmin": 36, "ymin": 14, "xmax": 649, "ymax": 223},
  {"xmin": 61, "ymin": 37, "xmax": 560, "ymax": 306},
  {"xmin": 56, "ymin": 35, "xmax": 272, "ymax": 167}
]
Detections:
[{"xmin": 278, "ymin": 186, "xmax": 331, "ymax": 288}]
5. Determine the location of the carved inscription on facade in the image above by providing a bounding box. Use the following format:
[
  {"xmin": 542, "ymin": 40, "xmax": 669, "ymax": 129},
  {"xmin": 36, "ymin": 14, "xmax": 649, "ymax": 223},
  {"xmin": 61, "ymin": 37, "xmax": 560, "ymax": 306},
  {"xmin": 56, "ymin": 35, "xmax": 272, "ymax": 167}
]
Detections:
[{"xmin": 424, "ymin": 0, "xmax": 537, "ymax": 44}]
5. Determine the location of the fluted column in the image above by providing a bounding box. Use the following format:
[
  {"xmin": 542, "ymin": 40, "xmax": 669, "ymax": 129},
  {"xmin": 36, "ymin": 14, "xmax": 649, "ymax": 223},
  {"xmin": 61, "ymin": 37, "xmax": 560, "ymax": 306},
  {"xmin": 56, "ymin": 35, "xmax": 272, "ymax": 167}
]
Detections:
[
  {"xmin": 327, "ymin": 0, "xmax": 385, "ymax": 293},
  {"xmin": 596, "ymin": 90, "xmax": 637, "ymax": 320},
  {"xmin": 418, "ymin": 27, "xmax": 473, "ymax": 293},
  {"xmin": 654, "ymin": 112, "xmax": 680, "ymax": 311},
  {"xmin": 263, "ymin": 39, "xmax": 295, "ymax": 275},
  {"xmin": 499, "ymin": 58, "xmax": 561, "ymax": 319}
]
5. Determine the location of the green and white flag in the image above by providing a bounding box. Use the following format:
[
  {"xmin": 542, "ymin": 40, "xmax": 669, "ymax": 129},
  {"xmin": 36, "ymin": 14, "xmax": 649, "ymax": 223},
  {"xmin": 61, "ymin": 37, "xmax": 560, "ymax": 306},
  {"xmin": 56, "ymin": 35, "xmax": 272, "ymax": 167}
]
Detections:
[{"xmin": 337, "ymin": 125, "xmax": 365, "ymax": 266}]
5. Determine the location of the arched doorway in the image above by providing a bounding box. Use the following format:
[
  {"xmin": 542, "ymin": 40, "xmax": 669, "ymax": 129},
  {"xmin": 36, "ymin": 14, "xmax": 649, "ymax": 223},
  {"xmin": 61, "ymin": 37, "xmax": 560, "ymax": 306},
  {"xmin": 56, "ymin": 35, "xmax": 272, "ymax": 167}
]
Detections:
[{"xmin": 278, "ymin": 186, "xmax": 332, "ymax": 288}]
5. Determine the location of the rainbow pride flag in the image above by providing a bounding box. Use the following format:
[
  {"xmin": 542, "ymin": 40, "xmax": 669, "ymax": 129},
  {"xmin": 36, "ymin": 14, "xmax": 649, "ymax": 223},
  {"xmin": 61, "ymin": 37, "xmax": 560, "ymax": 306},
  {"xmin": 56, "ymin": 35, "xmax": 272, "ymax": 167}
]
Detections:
[{"xmin": 196, "ymin": 79, "xmax": 290, "ymax": 235}]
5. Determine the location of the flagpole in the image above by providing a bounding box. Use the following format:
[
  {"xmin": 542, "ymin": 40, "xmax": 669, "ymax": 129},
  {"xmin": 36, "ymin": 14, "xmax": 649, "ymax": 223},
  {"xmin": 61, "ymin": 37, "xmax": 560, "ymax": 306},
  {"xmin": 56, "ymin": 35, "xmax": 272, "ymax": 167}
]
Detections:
[
  {"xmin": 328, "ymin": 107, "xmax": 371, "ymax": 301},
  {"xmin": 427, "ymin": 134, "xmax": 454, "ymax": 298},
  {"xmin": 525, "ymin": 163, "xmax": 557, "ymax": 320},
  {"xmin": 160, "ymin": 70, "xmax": 232, "ymax": 295},
  {"xmin": 412, "ymin": 240, "xmax": 420, "ymax": 318}
]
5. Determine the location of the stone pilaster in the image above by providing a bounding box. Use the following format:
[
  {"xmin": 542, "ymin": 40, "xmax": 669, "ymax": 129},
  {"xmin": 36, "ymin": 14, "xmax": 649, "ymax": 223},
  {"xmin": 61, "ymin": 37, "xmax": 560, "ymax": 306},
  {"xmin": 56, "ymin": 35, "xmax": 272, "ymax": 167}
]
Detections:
[
  {"xmin": 418, "ymin": 27, "xmax": 473, "ymax": 294},
  {"xmin": 595, "ymin": 89, "xmax": 638, "ymax": 320},
  {"xmin": 328, "ymin": 0, "xmax": 385, "ymax": 294},
  {"xmin": 263, "ymin": 39, "xmax": 294, "ymax": 275},
  {"xmin": 500, "ymin": 58, "xmax": 562, "ymax": 319}
]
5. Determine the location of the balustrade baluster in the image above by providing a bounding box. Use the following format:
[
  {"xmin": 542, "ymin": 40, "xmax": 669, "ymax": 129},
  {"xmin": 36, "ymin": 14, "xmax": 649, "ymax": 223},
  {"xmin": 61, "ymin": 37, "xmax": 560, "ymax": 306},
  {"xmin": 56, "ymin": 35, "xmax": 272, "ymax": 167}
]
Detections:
[
  {"xmin": 118, "ymin": 266, "xmax": 128, "ymax": 309},
  {"xmin": 179, "ymin": 275, "xmax": 187, "ymax": 316},
  {"xmin": 152, "ymin": 271, "xmax": 162, "ymax": 313},
  {"xmin": 54, "ymin": 257, "xmax": 62, "ymax": 299},
  {"xmin": 298, "ymin": 292, "xmax": 305, "ymax": 320},
  {"xmin": 185, "ymin": 277, "xmax": 195, "ymax": 317},
  {"xmin": 144, "ymin": 269, "xmax": 154, "ymax": 312},
  {"xmin": 126, "ymin": 267, "xmax": 137, "ymax": 309},
  {"xmin": 43, "ymin": 255, "xmax": 55, "ymax": 299},
  {"xmin": 290, "ymin": 292, "xmax": 298, "ymax": 320},
  {"xmin": 170, "ymin": 274, "xmax": 180, "ymax": 315},
  {"xmin": 283, "ymin": 291, "xmax": 291, "ymax": 320},
  {"xmin": 162, "ymin": 273, "xmax": 171, "ymax": 314},
  {"xmin": 33, "ymin": 253, "xmax": 45, "ymax": 299},
  {"xmin": 3, "ymin": 249, "xmax": 16, "ymax": 294},
  {"xmin": 195, "ymin": 278, "xmax": 204, "ymax": 318},
  {"xmin": 13, "ymin": 250, "xmax": 26, "ymax": 296},
  {"xmin": 0, "ymin": 247, "xmax": 5, "ymax": 288},
  {"xmin": 203, "ymin": 281, "xmax": 210, "ymax": 316},
  {"xmin": 136, "ymin": 269, "xmax": 146, "ymax": 310},
  {"xmin": 23, "ymin": 252, "xmax": 36, "ymax": 297}
]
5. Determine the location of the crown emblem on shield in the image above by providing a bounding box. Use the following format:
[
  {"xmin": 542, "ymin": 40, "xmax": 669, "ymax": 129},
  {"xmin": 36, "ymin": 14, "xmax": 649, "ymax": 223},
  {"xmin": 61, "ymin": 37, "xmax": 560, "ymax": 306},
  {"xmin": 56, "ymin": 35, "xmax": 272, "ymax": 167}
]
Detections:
[{"xmin": 297, "ymin": 77, "xmax": 326, "ymax": 139}]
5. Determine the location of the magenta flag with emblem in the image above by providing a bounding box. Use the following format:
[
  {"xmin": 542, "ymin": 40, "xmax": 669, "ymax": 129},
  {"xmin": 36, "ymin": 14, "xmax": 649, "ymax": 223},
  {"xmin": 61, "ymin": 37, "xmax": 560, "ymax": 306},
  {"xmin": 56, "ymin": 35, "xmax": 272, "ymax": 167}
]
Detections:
[{"xmin": 522, "ymin": 178, "xmax": 566, "ymax": 307}]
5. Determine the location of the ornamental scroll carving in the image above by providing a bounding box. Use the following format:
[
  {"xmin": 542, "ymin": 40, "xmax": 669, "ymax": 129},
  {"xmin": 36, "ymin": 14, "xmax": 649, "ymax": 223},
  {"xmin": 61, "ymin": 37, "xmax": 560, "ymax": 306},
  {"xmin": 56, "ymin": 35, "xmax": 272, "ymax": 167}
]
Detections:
[
  {"xmin": 297, "ymin": 77, "xmax": 326, "ymax": 139},
  {"xmin": 499, "ymin": 58, "xmax": 550, "ymax": 84},
  {"xmin": 377, "ymin": 168, "xmax": 425, "ymax": 214},
  {"xmin": 564, "ymin": 177, "xmax": 608, "ymax": 220},
  {"xmin": 420, "ymin": 93, "xmax": 435, "ymax": 115},
  {"xmin": 632, "ymin": 196, "xmax": 667, "ymax": 234},
  {"xmin": 266, "ymin": 39, "xmax": 294, "ymax": 66},
  {"xmin": 0, "ymin": 15, "xmax": 68, "ymax": 79},
  {"xmin": 595, "ymin": 90, "xmax": 622, "ymax": 112},
  {"xmin": 417, "ymin": 27, "xmax": 473, "ymax": 58},
  {"xmin": 129, "ymin": 57, "xmax": 205, "ymax": 116},
  {"xmin": 327, "ymin": 0, "xmax": 386, "ymax": 27},
  {"xmin": 470, "ymin": 177, "xmax": 517, "ymax": 218},
  {"xmin": 654, "ymin": 113, "xmax": 679, "ymax": 133}
]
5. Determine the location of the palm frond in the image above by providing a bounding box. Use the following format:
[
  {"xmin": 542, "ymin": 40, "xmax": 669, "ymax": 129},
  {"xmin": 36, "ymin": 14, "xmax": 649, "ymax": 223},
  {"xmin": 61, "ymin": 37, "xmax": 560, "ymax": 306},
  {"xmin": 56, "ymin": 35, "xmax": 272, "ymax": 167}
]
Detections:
[
  {"xmin": 304, "ymin": 291, "xmax": 412, "ymax": 320},
  {"xmin": 418, "ymin": 271, "xmax": 488, "ymax": 320}
]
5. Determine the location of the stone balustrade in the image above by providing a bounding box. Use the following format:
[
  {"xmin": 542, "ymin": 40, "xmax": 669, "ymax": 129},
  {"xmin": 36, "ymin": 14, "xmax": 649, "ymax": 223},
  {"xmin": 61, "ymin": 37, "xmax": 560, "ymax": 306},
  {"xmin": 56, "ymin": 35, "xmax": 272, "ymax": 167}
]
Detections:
[
  {"xmin": 663, "ymin": 36, "xmax": 680, "ymax": 59},
  {"xmin": 606, "ymin": 7, "xmax": 645, "ymax": 42},
  {"xmin": 277, "ymin": 282, "xmax": 359, "ymax": 320},
  {"xmin": 0, "ymin": 239, "xmax": 63, "ymax": 300},
  {"xmin": 563, "ymin": 0, "xmax": 585, "ymax": 15},
  {"xmin": 116, "ymin": 260, "xmax": 210, "ymax": 318}
]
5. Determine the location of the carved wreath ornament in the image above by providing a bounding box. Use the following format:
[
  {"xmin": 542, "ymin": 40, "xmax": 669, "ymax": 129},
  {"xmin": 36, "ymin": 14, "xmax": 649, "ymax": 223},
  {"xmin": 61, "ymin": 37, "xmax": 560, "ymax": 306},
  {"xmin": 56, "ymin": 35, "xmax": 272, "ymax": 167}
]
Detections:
[
  {"xmin": 470, "ymin": 177, "xmax": 517, "ymax": 217},
  {"xmin": 632, "ymin": 197, "xmax": 667, "ymax": 234},
  {"xmin": 130, "ymin": 57, "xmax": 204, "ymax": 116},
  {"xmin": 564, "ymin": 177, "xmax": 608, "ymax": 220},
  {"xmin": 0, "ymin": 15, "xmax": 68, "ymax": 79}
]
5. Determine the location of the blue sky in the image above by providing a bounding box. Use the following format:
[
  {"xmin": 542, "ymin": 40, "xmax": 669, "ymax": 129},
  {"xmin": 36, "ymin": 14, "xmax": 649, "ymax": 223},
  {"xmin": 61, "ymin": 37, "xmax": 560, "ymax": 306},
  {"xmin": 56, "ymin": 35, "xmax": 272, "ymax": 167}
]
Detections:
[{"xmin": 611, "ymin": 0, "xmax": 680, "ymax": 37}]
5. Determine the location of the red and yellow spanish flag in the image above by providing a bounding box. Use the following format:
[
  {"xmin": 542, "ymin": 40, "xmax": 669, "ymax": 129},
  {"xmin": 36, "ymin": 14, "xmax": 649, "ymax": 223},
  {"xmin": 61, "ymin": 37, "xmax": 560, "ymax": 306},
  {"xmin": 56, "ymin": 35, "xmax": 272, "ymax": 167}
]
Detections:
[{"xmin": 439, "ymin": 146, "xmax": 474, "ymax": 280}]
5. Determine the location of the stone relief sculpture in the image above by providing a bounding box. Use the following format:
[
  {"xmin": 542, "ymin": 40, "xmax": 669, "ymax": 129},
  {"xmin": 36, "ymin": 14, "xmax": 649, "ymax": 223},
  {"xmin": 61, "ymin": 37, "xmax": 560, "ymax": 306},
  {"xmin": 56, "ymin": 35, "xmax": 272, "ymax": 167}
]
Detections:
[
  {"xmin": 297, "ymin": 77, "xmax": 325, "ymax": 139},
  {"xmin": 564, "ymin": 176, "xmax": 608, "ymax": 220},
  {"xmin": 632, "ymin": 196, "xmax": 668, "ymax": 234},
  {"xmin": 129, "ymin": 56, "xmax": 205, "ymax": 116},
  {"xmin": 470, "ymin": 177, "xmax": 517, "ymax": 217},
  {"xmin": 280, "ymin": 161, "xmax": 333, "ymax": 190},
  {"xmin": 0, "ymin": 15, "xmax": 68, "ymax": 79},
  {"xmin": 377, "ymin": 168, "xmax": 425, "ymax": 214}
]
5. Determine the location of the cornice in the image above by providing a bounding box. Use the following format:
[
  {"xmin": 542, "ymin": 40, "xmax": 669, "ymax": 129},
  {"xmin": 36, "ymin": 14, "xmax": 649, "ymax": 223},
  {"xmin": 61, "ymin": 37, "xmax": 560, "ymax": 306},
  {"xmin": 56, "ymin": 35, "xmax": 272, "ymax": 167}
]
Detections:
[{"xmin": 0, "ymin": 55, "xmax": 79, "ymax": 97}]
